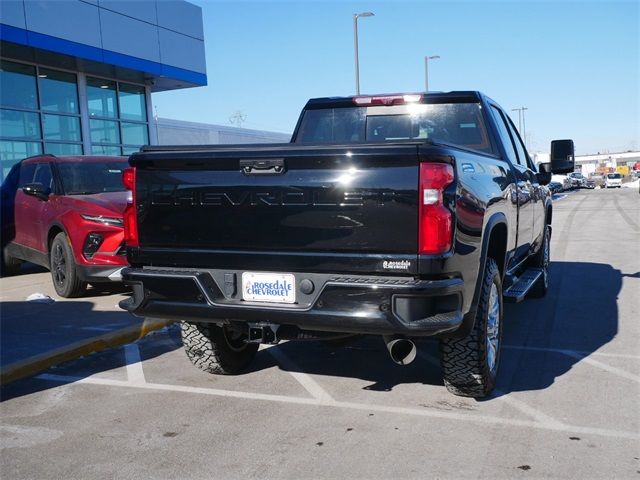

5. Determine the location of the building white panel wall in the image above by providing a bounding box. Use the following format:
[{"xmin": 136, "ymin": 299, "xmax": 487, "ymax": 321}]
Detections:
[
  {"xmin": 100, "ymin": 9, "xmax": 161, "ymax": 62},
  {"xmin": 24, "ymin": 0, "xmax": 102, "ymax": 48}
]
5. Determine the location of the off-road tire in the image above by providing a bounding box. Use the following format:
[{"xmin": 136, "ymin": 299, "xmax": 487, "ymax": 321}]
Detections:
[
  {"xmin": 528, "ymin": 224, "xmax": 550, "ymax": 298},
  {"xmin": 181, "ymin": 321, "xmax": 258, "ymax": 375},
  {"xmin": 50, "ymin": 232, "xmax": 87, "ymax": 298},
  {"xmin": 439, "ymin": 258, "xmax": 503, "ymax": 398}
]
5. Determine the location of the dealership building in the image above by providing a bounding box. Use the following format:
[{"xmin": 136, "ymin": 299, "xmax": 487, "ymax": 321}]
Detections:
[{"xmin": 0, "ymin": 0, "xmax": 207, "ymax": 181}]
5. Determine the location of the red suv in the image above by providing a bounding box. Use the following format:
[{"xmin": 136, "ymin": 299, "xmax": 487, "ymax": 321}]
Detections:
[{"xmin": 1, "ymin": 155, "xmax": 130, "ymax": 297}]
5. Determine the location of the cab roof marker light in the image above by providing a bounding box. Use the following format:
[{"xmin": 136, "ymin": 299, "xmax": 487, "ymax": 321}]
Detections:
[
  {"xmin": 403, "ymin": 94, "xmax": 423, "ymax": 103},
  {"xmin": 354, "ymin": 97, "xmax": 373, "ymax": 105},
  {"xmin": 353, "ymin": 94, "xmax": 424, "ymax": 106}
]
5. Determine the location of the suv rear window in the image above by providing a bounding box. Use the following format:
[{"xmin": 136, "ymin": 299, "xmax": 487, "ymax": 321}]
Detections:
[
  {"xmin": 295, "ymin": 102, "xmax": 494, "ymax": 154},
  {"xmin": 607, "ymin": 173, "xmax": 622, "ymax": 179},
  {"xmin": 59, "ymin": 161, "xmax": 128, "ymax": 195}
]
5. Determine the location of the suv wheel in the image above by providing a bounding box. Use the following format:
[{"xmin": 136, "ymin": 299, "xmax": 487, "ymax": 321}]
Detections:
[
  {"xmin": 181, "ymin": 321, "xmax": 258, "ymax": 375},
  {"xmin": 439, "ymin": 258, "xmax": 503, "ymax": 398},
  {"xmin": 50, "ymin": 232, "xmax": 87, "ymax": 298}
]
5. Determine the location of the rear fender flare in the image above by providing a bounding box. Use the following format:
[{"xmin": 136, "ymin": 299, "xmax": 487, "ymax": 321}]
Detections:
[{"xmin": 448, "ymin": 212, "xmax": 508, "ymax": 339}]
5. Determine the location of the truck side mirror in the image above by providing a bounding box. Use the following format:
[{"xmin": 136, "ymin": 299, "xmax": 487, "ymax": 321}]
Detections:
[
  {"xmin": 537, "ymin": 163, "xmax": 552, "ymax": 185},
  {"xmin": 550, "ymin": 139, "xmax": 575, "ymax": 174}
]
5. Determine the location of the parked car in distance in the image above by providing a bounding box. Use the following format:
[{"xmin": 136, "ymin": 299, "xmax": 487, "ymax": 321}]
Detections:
[
  {"xmin": 1, "ymin": 155, "xmax": 130, "ymax": 297},
  {"xmin": 548, "ymin": 181, "xmax": 563, "ymax": 194},
  {"xmin": 567, "ymin": 172, "xmax": 586, "ymax": 189},
  {"xmin": 589, "ymin": 174, "xmax": 605, "ymax": 188},
  {"xmin": 551, "ymin": 174, "xmax": 571, "ymax": 191},
  {"xmin": 604, "ymin": 173, "xmax": 623, "ymax": 188}
]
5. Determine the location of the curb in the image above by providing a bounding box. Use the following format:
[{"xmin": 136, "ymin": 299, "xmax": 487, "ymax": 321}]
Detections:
[{"xmin": 0, "ymin": 318, "xmax": 175, "ymax": 385}]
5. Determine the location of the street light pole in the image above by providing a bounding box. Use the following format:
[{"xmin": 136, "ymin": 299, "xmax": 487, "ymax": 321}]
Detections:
[
  {"xmin": 353, "ymin": 12, "xmax": 374, "ymax": 95},
  {"xmin": 424, "ymin": 55, "xmax": 440, "ymax": 92}
]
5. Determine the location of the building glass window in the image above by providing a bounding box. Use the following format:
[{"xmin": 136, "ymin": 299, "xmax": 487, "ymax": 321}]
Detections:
[
  {"xmin": 0, "ymin": 60, "xmax": 150, "ymax": 181},
  {"xmin": 90, "ymin": 119, "xmax": 120, "ymax": 145},
  {"xmin": 121, "ymin": 122, "xmax": 148, "ymax": 145},
  {"xmin": 1, "ymin": 140, "xmax": 42, "ymax": 179},
  {"xmin": 87, "ymin": 76, "xmax": 149, "ymax": 155},
  {"xmin": 0, "ymin": 110, "xmax": 41, "ymax": 139},
  {"xmin": 43, "ymin": 114, "xmax": 81, "ymax": 141},
  {"xmin": 87, "ymin": 78, "xmax": 118, "ymax": 118},
  {"xmin": 118, "ymin": 84, "xmax": 147, "ymax": 121},
  {"xmin": 0, "ymin": 60, "xmax": 84, "ymax": 181},
  {"xmin": 91, "ymin": 145, "xmax": 122, "ymax": 156},
  {"xmin": 0, "ymin": 60, "xmax": 38, "ymax": 110},
  {"xmin": 122, "ymin": 146, "xmax": 141, "ymax": 155},
  {"xmin": 39, "ymin": 69, "xmax": 79, "ymax": 114},
  {"xmin": 44, "ymin": 143, "xmax": 83, "ymax": 156}
]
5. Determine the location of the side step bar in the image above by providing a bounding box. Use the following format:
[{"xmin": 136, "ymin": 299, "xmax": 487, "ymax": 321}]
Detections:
[{"xmin": 503, "ymin": 268, "xmax": 544, "ymax": 303}]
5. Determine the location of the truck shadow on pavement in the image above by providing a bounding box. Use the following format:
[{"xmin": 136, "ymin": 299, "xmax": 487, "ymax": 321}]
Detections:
[
  {"xmin": 1, "ymin": 261, "xmax": 625, "ymax": 402},
  {"xmin": 249, "ymin": 260, "xmax": 623, "ymax": 398},
  {"xmin": 488, "ymin": 260, "xmax": 624, "ymax": 399}
]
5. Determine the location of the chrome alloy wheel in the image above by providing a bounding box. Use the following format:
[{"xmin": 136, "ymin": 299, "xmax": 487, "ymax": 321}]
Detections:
[
  {"xmin": 52, "ymin": 243, "xmax": 66, "ymax": 287},
  {"xmin": 486, "ymin": 283, "xmax": 501, "ymax": 373}
]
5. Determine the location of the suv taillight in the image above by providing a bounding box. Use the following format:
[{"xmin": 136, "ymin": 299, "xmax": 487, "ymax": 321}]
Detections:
[
  {"xmin": 419, "ymin": 163, "xmax": 454, "ymax": 255},
  {"xmin": 122, "ymin": 167, "xmax": 139, "ymax": 247}
]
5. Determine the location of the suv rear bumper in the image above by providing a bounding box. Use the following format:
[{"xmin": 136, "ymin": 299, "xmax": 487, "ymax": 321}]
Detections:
[
  {"xmin": 77, "ymin": 265, "xmax": 125, "ymax": 282},
  {"xmin": 119, "ymin": 268, "xmax": 465, "ymax": 336}
]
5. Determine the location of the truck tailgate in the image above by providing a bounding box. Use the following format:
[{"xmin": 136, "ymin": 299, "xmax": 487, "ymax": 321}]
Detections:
[{"xmin": 129, "ymin": 144, "xmax": 420, "ymax": 274}]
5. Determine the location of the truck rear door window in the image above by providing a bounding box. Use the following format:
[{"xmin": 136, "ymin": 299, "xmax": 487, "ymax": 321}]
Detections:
[{"xmin": 296, "ymin": 102, "xmax": 494, "ymax": 154}]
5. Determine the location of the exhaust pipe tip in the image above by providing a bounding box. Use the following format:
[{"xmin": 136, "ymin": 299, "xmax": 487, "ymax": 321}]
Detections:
[{"xmin": 383, "ymin": 336, "xmax": 417, "ymax": 365}]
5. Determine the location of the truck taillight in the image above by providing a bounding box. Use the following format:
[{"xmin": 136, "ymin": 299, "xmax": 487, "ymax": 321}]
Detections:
[
  {"xmin": 419, "ymin": 163, "xmax": 454, "ymax": 255},
  {"xmin": 122, "ymin": 167, "xmax": 135, "ymax": 191},
  {"xmin": 122, "ymin": 167, "xmax": 139, "ymax": 247}
]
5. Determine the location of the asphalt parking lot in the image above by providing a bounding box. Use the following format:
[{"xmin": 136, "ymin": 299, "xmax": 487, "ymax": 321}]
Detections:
[{"xmin": 1, "ymin": 188, "xmax": 639, "ymax": 479}]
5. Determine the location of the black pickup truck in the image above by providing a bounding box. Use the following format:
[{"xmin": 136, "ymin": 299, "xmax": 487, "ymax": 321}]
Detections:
[{"xmin": 120, "ymin": 91, "xmax": 574, "ymax": 397}]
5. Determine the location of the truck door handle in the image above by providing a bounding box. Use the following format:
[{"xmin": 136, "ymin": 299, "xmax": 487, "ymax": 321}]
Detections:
[{"xmin": 240, "ymin": 158, "xmax": 286, "ymax": 175}]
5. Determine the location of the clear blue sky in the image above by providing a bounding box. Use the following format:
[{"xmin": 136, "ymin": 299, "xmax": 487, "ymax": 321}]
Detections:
[{"xmin": 153, "ymin": 0, "xmax": 639, "ymax": 155}]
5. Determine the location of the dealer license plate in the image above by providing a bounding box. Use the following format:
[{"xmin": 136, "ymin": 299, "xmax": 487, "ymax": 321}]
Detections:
[{"xmin": 242, "ymin": 272, "xmax": 296, "ymax": 304}]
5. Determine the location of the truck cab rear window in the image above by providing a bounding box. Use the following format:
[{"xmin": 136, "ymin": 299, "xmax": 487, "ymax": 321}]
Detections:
[{"xmin": 295, "ymin": 102, "xmax": 494, "ymax": 154}]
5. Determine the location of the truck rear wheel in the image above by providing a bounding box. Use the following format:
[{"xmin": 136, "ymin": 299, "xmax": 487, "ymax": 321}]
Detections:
[
  {"xmin": 181, "ymin": 321, "xmax": 258, "ymax": 375},
  {"xmin": 439, "ymin": 258, "xmax": 503, "ymax": 398}
]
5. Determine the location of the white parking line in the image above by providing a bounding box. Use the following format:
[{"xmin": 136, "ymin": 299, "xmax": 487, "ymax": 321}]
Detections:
[
  {"xmin": 563, "ymin": 352, "xmax": 640, "ymax": 384},
  {"xmin": 503, "ymin": 345, "xmax": 640, "ymax": 383},
  {"xmin": 264, "ymin": 345, "xmax": 336, "ymax": 403},
  {"xmin": 417, "ymin": 351, "xmax": 565, "ymax": 427},
  {"xmin": 503, "ymin": 344, "xmax": 640, "ymax": 360},
  {"xmin": 491, "ymin": 390, "xmax": 565, "ymax": 428},
  {"xmin": 123, "ymin": 344, "xmax": 146, "ymax": 385},
  {"xmin": 35, "ymin": 372, "xmax": 640, "ymax": 440}
]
